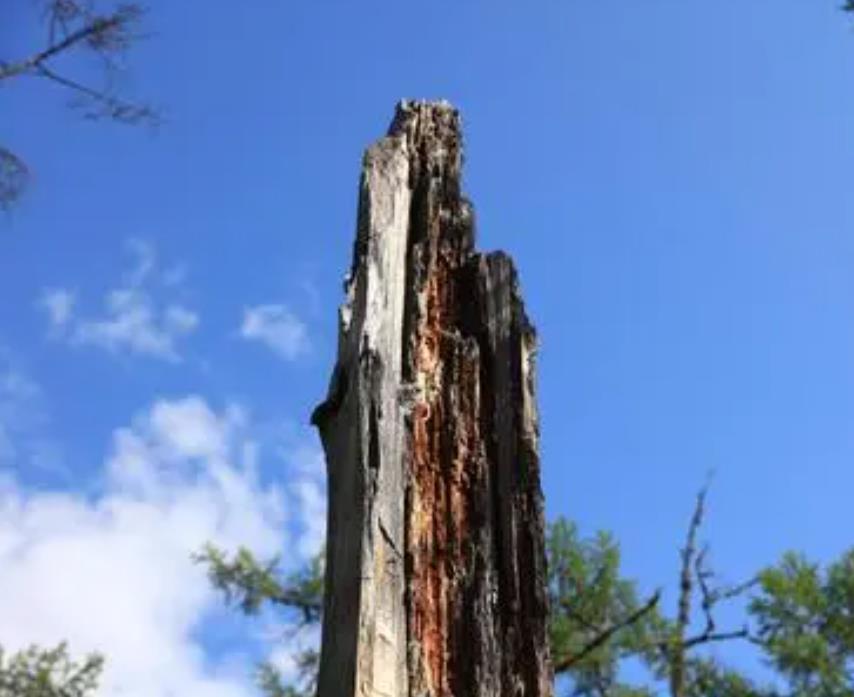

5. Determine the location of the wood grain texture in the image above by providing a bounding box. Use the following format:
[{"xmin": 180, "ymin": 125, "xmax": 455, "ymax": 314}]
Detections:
[{"xmin": 313, "ymin": 101, "xmax": 552, "ymax": 697}]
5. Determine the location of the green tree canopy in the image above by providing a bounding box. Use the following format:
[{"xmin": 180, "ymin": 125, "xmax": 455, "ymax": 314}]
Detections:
[
  {"xmin": 0, "ymin": 643, "xmax": 103, "ymax": 697},
  {"xmin": 750, "ymin": 549, "xmax": 854, "ymax": 696},
  {"xmin": 199, "ymin": 497, "xmax": 854, "ymax": 697}
]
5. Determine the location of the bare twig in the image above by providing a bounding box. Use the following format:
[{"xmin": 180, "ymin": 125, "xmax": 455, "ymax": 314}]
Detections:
[
  {"xmin": 670, "ymin": 486, "xmax": 707, "ymax": 697},
  {"xmin": 1, "ymin": 2, "xmax": 150, "ymax": 117},
  {"xmin": 682, "ymin": 627, "xmax": 751, "ymax": 650},
  {"xmin": 664, "ymin": 485, "xmax": 759, "ymax": 697},
  {"xmin": 0, "ymin": 16, "xmax": 121, "ymax": 81},
  {"xmin": 36, "ymin": 64, "xmax": 156, "ymax": 124},
  {"xmin": 713, "ymin": 576, "xmax": 760, "ymax": 603},
  {"xmin": 1, "ymin": 2, "xmax": 153, "ymax": 208},
  {"xmin": 695, "ymin": 545, "xmax": 716, "ymax": 639}
]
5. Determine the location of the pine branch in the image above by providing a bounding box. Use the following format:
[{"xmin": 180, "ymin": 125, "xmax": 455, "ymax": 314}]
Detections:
[{"xmin": 554, "ymin": 590, "xmax": 662, "ymax": 672}]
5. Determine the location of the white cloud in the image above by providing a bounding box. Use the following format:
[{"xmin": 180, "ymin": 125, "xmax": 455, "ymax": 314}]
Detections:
[
  {"xmin": 240, "ymin": 305, "xmax": 309, "ymax": 361},
  {"xmin": 285, "ymin": 442, "xmax": 326, "ymax": 560},
  {"xmin": 165, "ymin": 304, "xmax": 200, "ymax": 334},
  {"xmin": 38, "ymin": 289, "xmax": 75, "ymax": 330},
  {"xmin": 147, "ymin": 397, "xmax": 235, "ymax": 461},
  {"xmin": 39, "ymin": 241, "xmax": 199, "ymax": 362},
  {"xmin": 0, "ymin": 396, "xmax": 296, "ymax": 697}
]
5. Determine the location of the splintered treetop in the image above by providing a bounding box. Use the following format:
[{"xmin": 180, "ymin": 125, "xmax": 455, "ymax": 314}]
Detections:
[{"xmin": 313, "ymin": 100, "xmax": 552, "ymax": 697}]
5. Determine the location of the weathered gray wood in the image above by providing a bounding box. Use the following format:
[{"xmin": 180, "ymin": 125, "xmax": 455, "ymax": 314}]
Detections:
[{"xmin": 313, "ymin": 100, "xmax": 552, "ymax": 697}]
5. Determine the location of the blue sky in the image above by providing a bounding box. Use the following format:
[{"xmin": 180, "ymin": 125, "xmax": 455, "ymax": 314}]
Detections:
[{"xmin": 3, "ymin": 0, "xmax": 854, "ymax": 693}]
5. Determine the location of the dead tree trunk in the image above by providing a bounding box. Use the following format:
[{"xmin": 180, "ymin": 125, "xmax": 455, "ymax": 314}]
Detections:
[{"xmin": 312, "ymin": 100, "xmax": 553, "ymax": 697}]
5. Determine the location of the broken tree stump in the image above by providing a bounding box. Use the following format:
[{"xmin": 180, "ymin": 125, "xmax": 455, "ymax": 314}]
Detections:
[{"xmin": 312, "ymin": 100, "xmax": 552, "ymax": 697}]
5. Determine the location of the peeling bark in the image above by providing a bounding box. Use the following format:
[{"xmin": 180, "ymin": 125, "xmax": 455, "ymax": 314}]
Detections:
[{"xmin": 313, "ymin": 100, "xmax": 552, "ymax": 697}]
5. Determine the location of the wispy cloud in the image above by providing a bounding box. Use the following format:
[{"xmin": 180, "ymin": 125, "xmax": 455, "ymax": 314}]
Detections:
[
  {"xmin": 240, "ymin": 304, "xmax": 309, "ymax": 361},
  {"xmin": 0, "ymin": 351, "xmax": 62, "ymax": 475},
  {"xmin": 0, "ymin": 367, "xmax": 40, "ymax": 464},
  {"xmin": 39, "ymin": 240, "xmax": 199, "ymax": 362},
  {"xmin": 38, "ymin": 289, "xmax": 75, "ymax": 331},
  {"xmin": 73, "ymin": 288, "xmax": 198, "ymax": 361}
]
